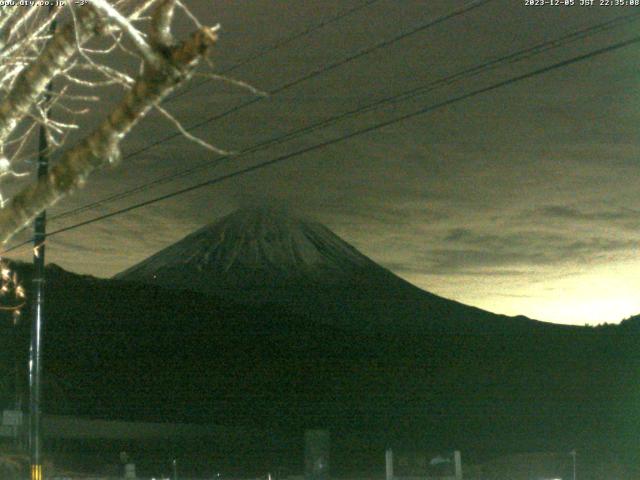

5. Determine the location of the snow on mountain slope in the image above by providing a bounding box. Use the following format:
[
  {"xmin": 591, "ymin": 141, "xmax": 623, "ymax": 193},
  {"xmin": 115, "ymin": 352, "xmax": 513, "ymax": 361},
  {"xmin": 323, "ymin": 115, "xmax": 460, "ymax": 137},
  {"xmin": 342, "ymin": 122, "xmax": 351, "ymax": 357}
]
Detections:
[
  {"xmin": 117, "ymin": 207, "xmax": 379, "ymax": 283},
  {"xmin": 116, "ymin": 207, "xmax": 552, "ymax": 333}
]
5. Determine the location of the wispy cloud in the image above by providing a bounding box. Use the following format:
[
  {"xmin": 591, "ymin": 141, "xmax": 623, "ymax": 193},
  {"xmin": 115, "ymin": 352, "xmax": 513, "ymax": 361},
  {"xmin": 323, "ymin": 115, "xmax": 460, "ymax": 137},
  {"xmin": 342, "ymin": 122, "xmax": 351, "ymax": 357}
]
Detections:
[
  {"xmin": 422, "ymin": 227, "xmax": 638, "ymax": 274},
  {"xmin": 533, "ymin": 204, "xmax": 640, "ymax": 223}
]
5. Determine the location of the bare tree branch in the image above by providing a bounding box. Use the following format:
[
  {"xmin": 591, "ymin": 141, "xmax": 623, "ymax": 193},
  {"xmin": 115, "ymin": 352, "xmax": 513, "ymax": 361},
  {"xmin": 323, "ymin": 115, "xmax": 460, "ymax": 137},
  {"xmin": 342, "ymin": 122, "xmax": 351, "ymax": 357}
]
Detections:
[
  {"xmin": 0, "ymin": 18, "xmax": 219, "ymax": 243},
  {"xmin": 0, "ymin": 6, "xmax": 103, "ymax": 151},
  {"xmin": 154, "ymin": 103, "xmax": 231, "ymax": 155},
  {"xmin": 151, "ymin": 0, "xmax": 177, "ymax": 48},
  {"xmin": 90, "ymin": 0, "xmax": 164, "ymax": 68}
]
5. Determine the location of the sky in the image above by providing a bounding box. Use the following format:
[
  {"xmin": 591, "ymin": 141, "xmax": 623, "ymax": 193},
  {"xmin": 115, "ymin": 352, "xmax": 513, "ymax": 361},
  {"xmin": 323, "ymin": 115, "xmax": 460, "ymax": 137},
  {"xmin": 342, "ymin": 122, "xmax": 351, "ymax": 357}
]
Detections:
[{"xmin": 3, "ymin": 0, "xmax": 640, "ymax": 326}]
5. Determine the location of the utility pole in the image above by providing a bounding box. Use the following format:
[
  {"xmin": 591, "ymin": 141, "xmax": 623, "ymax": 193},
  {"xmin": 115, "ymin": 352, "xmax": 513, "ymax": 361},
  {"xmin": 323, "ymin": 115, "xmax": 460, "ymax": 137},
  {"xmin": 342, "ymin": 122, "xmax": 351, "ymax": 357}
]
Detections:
[
  {"xmin": 12, "ymin": 308, "xmax": 23, "ymax": 451},
  {"xmin": 570, "ymin": 449, "xmax": 577, "ymax": 480},
  {"xmin": 29, "ymin": 99, "xmax": 48, "ymax": 480},
  {"xmin": 29, "ymin": 8, "xmax": 55, "ymax": 480}
]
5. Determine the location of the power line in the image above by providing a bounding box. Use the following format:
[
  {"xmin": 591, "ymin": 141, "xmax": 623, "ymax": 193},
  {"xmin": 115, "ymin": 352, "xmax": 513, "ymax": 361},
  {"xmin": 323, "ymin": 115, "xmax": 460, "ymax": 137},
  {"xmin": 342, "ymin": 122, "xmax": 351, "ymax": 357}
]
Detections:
[
  {"xmin": 6, "ymin": 33, "xmax": 636, "ymax": 251},
  {"xmin": 49, "ymin": 11, "xmax": 640, "ymax": 223},
  {"xmin": 50, "ymin": 0, "xmax": 495, "ymax": 221},
  {"xmin": 167, "ymin": 0, "xmax": 383, "ymax": 103},
  {"xmin": 0, "ymin": 1, "xmax": 500, "ymax": 259},
  {"xmin": 12, "ymin": 0, "xmax": 384, "ymax": 177},
  {"xmin": 0, "ymin": 0, "xmax": 492, "ymax": 249},
  {"xmin": 109, "ymin": 0, "xmax": 494, "ymax": 164}
]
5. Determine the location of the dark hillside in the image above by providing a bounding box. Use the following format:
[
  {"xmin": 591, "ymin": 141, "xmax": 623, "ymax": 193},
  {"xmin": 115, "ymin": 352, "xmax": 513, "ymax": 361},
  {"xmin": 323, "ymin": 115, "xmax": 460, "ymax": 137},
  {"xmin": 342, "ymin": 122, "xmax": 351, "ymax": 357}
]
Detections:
[{"xmin": 1, "ymin": 261, "xmax": 637, "ymax": 474}]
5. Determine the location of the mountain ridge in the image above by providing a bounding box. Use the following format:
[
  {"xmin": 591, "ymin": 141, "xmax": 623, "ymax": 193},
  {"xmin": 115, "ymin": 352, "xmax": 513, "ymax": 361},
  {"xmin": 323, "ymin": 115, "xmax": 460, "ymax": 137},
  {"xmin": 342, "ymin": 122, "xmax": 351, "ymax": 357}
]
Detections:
[
  {"xmin": 1, "ymin": 253, "xmax": 637, "ymax": 474},
  {"xmin": 116, "ymin": 207, "xmax": 379, "ymax": 281},
  {"xmin": 115, "ymin": 207, "xmax": 563, "ymax": 334}
]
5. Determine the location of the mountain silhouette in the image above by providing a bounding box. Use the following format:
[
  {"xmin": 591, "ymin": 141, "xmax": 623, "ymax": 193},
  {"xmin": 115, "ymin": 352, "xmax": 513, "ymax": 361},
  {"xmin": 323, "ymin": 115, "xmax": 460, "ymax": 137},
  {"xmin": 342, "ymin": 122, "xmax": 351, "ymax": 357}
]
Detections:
[
  {"xmin": 0, "ymin": 210, "xmax": 637, "ymax": 476},
  {"xmin": 116, "ymin": 207, "xmax": 553, "ymax": 334}
]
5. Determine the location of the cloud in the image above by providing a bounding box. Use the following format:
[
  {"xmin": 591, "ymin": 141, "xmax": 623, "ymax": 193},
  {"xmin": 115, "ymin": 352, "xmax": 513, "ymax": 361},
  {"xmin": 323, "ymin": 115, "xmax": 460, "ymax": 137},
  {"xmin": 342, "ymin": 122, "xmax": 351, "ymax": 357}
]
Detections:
[
  {"xmin": 423, "ymin": 227, "xmax": 638, "ymax": 274},
  {"xmin": 533, "ymin": 205, "xmax": 640, "ymax": 223}
]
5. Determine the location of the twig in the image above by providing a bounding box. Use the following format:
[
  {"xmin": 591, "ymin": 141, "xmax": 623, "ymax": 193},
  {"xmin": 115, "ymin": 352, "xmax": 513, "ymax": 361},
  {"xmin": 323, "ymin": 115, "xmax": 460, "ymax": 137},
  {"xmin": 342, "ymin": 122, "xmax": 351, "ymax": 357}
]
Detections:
[
  {"xmin": 155, "ymin": 103, "xmax": 231, "ymax": 155},
  {"xmin": 90, "ymin": 0, "xmax": 164, "ymax": 69},
  {"xmin": 0, "ymin": 22, "xmax": 219, "ymax": 243},
  {"xmin": 0, "ymin": 6, "xmax": 103, "ymax": 152}
]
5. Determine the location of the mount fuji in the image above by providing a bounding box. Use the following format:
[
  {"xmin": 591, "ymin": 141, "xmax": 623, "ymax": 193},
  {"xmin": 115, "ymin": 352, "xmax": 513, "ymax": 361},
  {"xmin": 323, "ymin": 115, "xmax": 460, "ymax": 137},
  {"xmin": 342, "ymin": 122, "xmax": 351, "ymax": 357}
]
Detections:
[
  {"xmin": 2, "ymin": 209, "xmax": 636, "ymax": 474},
  {"xmin": 116, "ymin": 207, "xmax": 553, "ymax": 334}
]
